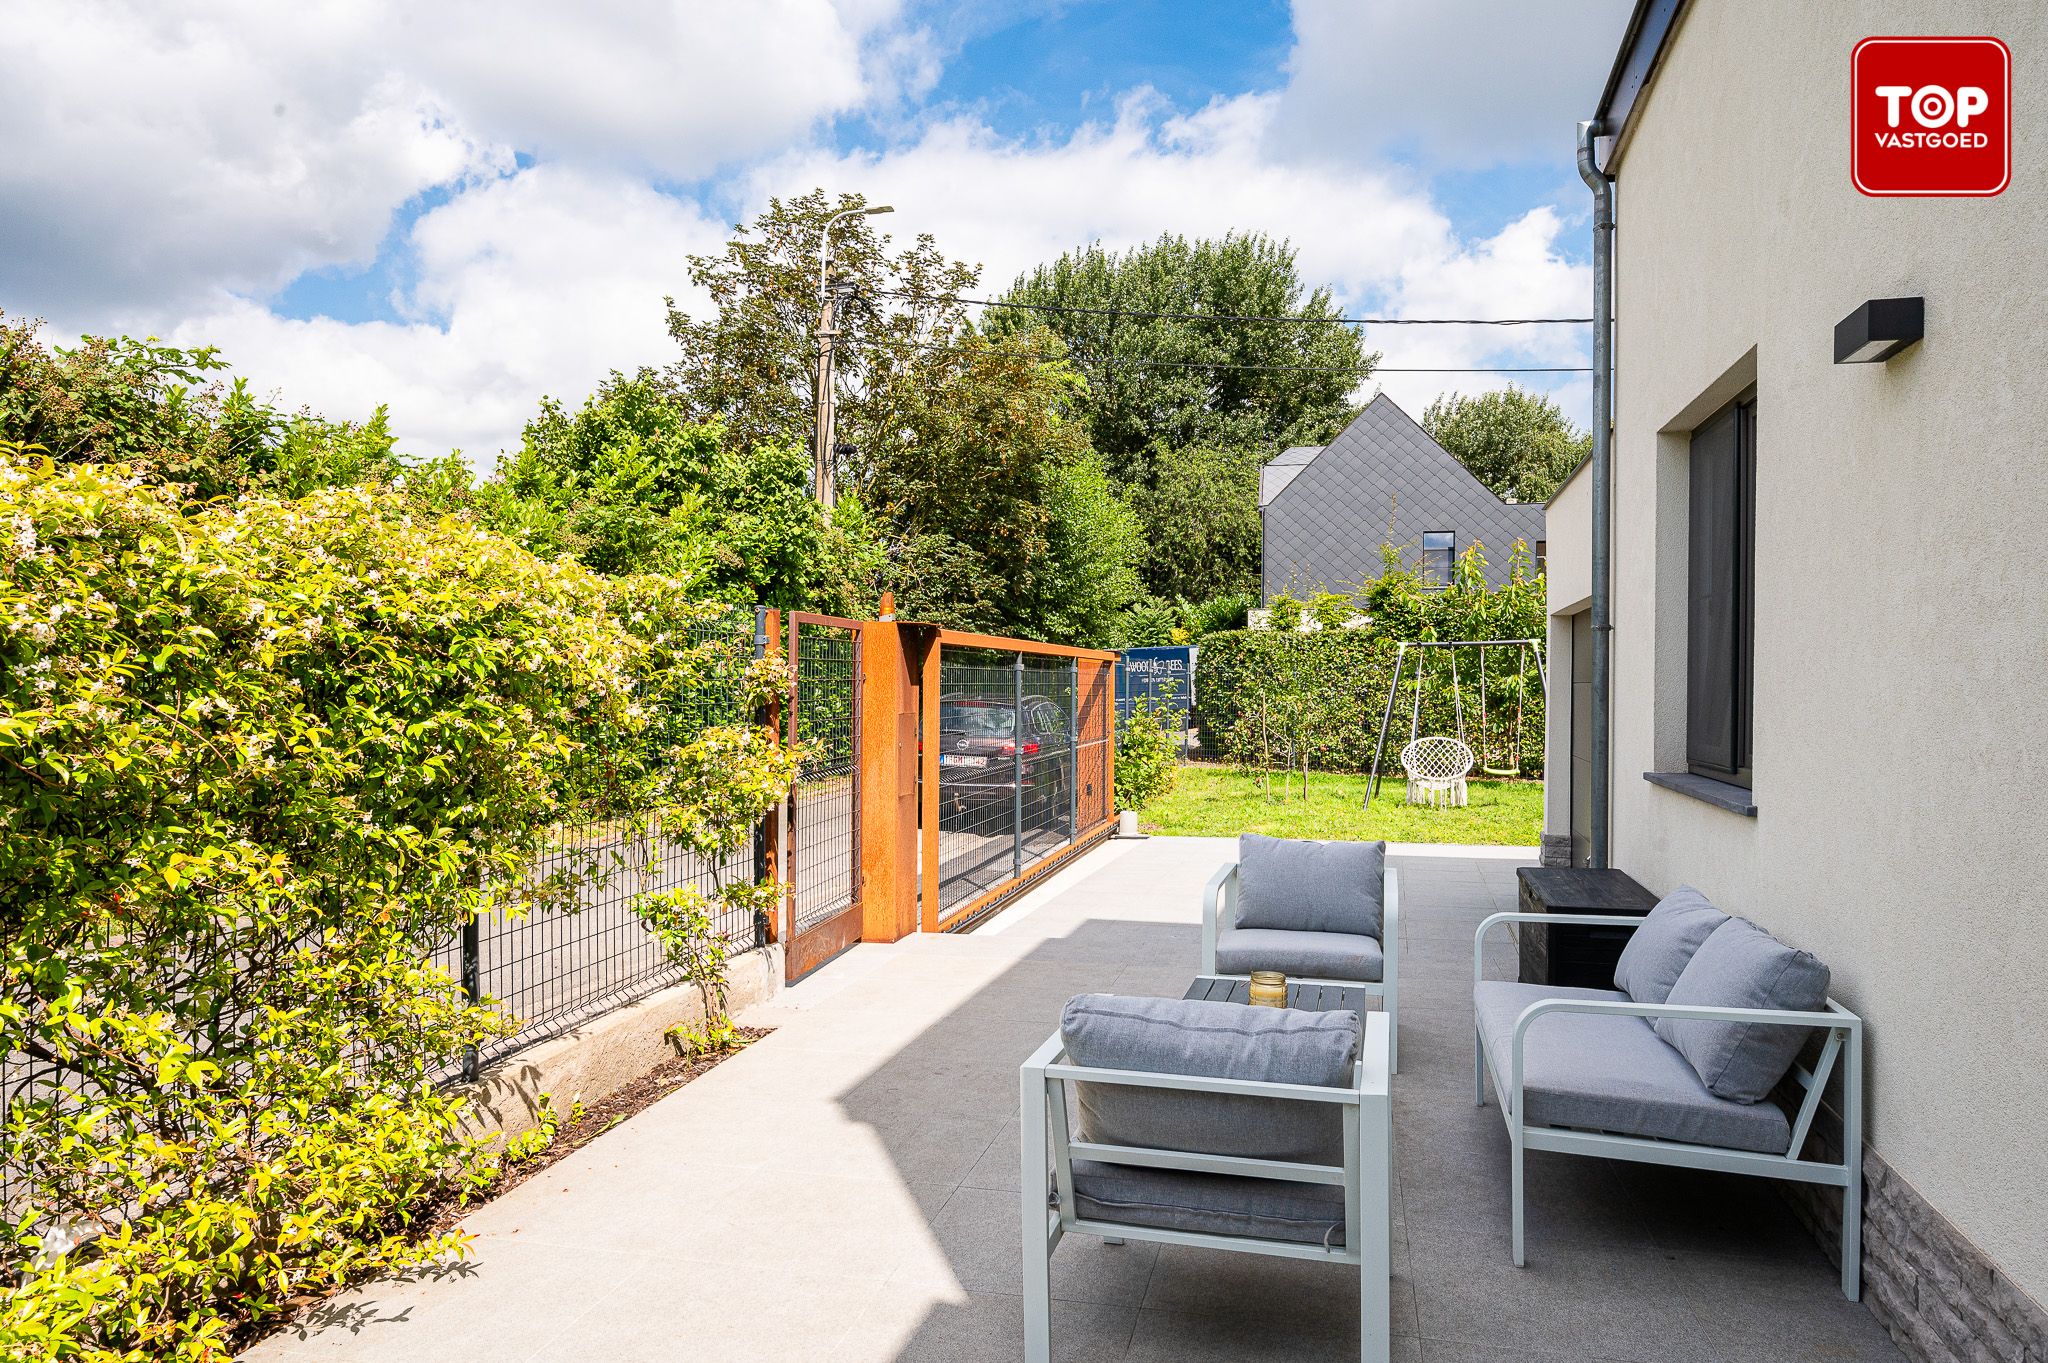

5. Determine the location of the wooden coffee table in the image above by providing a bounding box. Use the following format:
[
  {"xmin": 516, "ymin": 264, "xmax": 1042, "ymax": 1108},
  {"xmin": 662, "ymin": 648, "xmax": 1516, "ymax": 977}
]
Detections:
[{"xmin": 1183, "ymin": 975, "xmax": 1373, "ymax": 1014}]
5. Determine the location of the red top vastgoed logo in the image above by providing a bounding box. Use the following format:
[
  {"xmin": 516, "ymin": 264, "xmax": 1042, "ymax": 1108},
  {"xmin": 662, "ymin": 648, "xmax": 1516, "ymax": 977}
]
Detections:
[{"xmin": 1853, "ymin": 36, "xmax": 2011, "ymax": 197}]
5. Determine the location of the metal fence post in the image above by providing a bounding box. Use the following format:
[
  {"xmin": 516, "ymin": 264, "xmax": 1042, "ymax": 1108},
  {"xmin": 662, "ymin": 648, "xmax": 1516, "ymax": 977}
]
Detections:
[
  {"xmin": 1068, "ymin": 657, "xmax": 1079, "ymax": 844},
  {"xmin": 1013, "ymin": 652, "xmax": 1025, "ymax": 882},
  {"xmin": 751, "ymin": 606, "xmax": 772, "ymax": 949},
  {"xmin": 460, "ymin": 909, "xmax": 481, "ymax": 1082}
]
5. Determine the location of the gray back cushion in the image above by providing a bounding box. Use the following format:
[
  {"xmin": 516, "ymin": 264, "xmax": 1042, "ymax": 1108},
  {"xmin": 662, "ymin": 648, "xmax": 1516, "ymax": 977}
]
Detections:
[
  {"xmin": 1654, "ymin": 918, "xmax": 1831, "ymax": 1104},
  {"xmin": 1062, "ymin": 994, "xmax": 1358, "ymax": 1164},
  {"xmin": 1613, "ymin": 885, "xmax": 1728, "ymax": 1004},
  {"xmin": 1236, "ymin": 834, "xmax": 1384, "ymax": 937}
]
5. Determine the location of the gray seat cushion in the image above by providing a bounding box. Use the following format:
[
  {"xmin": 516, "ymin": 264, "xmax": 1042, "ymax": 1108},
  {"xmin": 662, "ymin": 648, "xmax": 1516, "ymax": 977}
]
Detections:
[
  {"xmin": 1613, "ymin": 885, "xmax": 1727, "ymax": 1004},
  {"xmin": 1655, "ymin": 918, "xmax": 1831, "ymax": 1104},
  {"xmin": 1236, "ymin": 834, "xmax": 1384, "ymax": 937},
  {"xmin": 1070, "ymin": 1160, "xmax": 1346, "ymax": 1246},
  {"xmin": 1214, "ymin": 927, "xmax": 1384, "ymax": 982},
  {"xmin": 1061, "ymin": 994, "xmax": 1358, "ymax": 1165},
  {"xmin": 1473, "ymin": 980, "xmax": 1792, "ymax": 1154}
]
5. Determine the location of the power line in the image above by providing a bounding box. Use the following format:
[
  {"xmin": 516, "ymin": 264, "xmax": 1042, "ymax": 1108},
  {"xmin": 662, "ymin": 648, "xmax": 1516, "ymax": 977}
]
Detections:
[
  {"xmin": 881, "ymin": 335, "xmax": 1587, "ymax": 377},
  {"xmin": 870, "ymin": 288, "xmax": 1590, "ymax": 327},
  {"xmin": 1065, "ymin": 355, "xmax": 1587, "ymax": 375}
]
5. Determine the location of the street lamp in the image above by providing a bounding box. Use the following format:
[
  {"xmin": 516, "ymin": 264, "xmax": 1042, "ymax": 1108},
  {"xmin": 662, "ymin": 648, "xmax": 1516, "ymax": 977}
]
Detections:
[
  {"xmin": 812, "ymin": 205, "xmax": 893, "ymax": 509},
  {"xmin": 817, "ymin": 204, "xmax": 893, "ymax": 300}
]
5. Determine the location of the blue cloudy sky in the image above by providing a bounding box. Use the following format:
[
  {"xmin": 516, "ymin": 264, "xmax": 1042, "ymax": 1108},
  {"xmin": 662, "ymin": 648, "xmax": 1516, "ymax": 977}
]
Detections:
[{"xmin": 1, "ymin": 0, "xmax": 1633, "ymax": 463}]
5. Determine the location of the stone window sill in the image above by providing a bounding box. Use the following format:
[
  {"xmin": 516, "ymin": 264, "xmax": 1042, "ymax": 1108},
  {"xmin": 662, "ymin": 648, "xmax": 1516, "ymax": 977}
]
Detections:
[{"xmin": 1643, "ymin": 771, "xmax": 1757, "ymax": 817}]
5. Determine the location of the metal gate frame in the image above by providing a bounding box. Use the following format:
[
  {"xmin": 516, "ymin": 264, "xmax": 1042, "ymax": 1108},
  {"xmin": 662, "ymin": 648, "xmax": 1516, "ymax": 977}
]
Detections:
[
  {"xmin": 919, "ymin": 630, "xmax": 1118, "ymax": 934},
  {"xmin": 782, "ymin": 611, "xmax": 865, "ymax": 983}
]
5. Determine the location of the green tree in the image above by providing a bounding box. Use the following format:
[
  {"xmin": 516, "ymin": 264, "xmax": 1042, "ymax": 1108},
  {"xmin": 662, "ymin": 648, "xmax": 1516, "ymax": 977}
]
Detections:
[
  {"xmin": 484, "ymin": 369, "xmax": 884, "ymax": 615},
  {"xmin": 1032, "ymin": 452, "xmax": 1145, "ymax": 649},
  {"xmin": 861, "ymin": 331, "xmax": 1096, "ymax": 634},
  {"xmin": 1124, "ymin": 443, "xmax": 1263, "ymax": 601},
  {"xmin": 991, "ymin": 233, "xmax": 1374, "ymax": 486},
  {"xmin": 667, "ymin": 194, "xmax": 1100, "ymax": 637},
  {"xmin": 665, "ymin": 188, "xmax": 980, "ymax": 478},
  {"xmin": 0, "ymin": 313, "xmax": 411, "ymax": 501},
  {"xmin": 1422, "ymin": 384, "xmax": 1591, "ymax": 503}
]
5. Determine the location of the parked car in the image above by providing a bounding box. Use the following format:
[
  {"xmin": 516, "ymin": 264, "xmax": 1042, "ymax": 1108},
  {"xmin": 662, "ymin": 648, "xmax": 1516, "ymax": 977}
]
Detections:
[{"xmin": 935, "ymin": 694, "xmax": 1071, "ymax": 830}]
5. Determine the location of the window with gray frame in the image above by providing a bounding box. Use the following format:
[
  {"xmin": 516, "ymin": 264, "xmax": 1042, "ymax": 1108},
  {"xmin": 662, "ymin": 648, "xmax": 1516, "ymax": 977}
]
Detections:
[
  {"xmin": 1422, "ymin": 531, "xmax": 1454, "ymax": 586},
  {"xmin": 1686, "ymin": 394, "xmax": 1756, "ymax": 786}
]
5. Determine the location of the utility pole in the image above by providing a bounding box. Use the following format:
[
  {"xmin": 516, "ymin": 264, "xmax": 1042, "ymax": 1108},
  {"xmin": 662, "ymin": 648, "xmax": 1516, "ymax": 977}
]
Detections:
[
  {"xmin": 813, "ymin": 203, "xmax": 893, "ymax": 509},
  {"xmin": 812, "ymin": 283, "xmax": 840, "ymax": 508}
]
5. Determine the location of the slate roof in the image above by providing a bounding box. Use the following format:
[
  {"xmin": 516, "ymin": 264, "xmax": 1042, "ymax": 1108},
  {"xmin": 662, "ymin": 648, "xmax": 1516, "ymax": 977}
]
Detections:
[
  {"xmin": 1259, "ymin": 395, "xmax": 1546, "ymax": 596},
  {"xmin": 1259, "ymin": 446, "xmax": 1323, "ymax": 507}
]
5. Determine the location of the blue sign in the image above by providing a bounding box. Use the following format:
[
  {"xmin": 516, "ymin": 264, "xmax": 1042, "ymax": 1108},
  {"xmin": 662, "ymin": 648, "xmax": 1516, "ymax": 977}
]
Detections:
[{"xmin": 1117, "ymin": 645, "xmax": 1195, "ymax": 717}]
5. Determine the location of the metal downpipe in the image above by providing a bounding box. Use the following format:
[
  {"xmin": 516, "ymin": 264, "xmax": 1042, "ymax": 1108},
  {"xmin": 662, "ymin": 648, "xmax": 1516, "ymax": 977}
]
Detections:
[{"xmin": 1576, "ymin": 120, "xmax": 1615, "ymax": 869}]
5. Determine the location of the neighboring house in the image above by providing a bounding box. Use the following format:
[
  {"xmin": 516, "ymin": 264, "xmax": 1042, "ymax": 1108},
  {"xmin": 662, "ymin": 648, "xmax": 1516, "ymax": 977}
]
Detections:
[
  {"xmin": 1259, "ymin": 394, "xmax": 1545, "ymax": 600},
  {"xmin": 1545, "ymin": 4, "xmax": 2045, "ymax": 1362}
]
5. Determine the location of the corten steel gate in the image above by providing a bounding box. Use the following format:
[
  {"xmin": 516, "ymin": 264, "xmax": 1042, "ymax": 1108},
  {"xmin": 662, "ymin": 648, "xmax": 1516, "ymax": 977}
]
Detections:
[
  {"xmin": 781, "ymin": 612, "xmax": 864, "ymax": 982},
  {"xmin": 920, "ymin": 631, "xmax": 1116, "ymax": 933}
]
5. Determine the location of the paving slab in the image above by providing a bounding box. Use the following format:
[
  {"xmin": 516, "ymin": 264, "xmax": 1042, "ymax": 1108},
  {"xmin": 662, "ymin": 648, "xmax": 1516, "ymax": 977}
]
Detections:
[{"xmin": 250, "ymin": 835, "xmax": 1901, "ymax": 1363}]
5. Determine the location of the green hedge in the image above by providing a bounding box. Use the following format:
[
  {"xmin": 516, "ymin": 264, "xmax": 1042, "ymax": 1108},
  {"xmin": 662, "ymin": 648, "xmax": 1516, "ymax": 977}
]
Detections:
[{"xmin": 1194, "ymin": 628, "xmax": 1545, "ymax": 776}]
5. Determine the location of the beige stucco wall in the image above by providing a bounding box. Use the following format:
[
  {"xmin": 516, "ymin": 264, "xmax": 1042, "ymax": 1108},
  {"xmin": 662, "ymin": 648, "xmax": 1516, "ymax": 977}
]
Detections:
[
  {"xmin": 1595, "ymin": 0, "xmax": 2048, "ymax": 1299},
  {"xmin": 1542, "ymin": 464, "xmax": 1591, "ymax": 836}
]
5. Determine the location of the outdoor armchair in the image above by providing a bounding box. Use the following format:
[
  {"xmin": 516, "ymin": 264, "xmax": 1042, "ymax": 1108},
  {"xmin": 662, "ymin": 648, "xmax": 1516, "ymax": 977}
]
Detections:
[
  {"xmin": 1472, "ymin": 894, "xmax": 1864, "ymax": 1301},
  {"xmin": 1201, "ymin": 833, "xmax": 1401, "ymax": 1069},
  {"xmin": 1021, "ymin": 994, "xmax": 1394, "ymax": 1363}
]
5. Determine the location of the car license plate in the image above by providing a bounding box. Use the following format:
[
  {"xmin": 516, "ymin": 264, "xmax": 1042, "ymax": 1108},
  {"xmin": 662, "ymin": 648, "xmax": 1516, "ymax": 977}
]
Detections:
[{"xmin": 940, "ymin": 754, "xmax": 989, "ymax": 768}]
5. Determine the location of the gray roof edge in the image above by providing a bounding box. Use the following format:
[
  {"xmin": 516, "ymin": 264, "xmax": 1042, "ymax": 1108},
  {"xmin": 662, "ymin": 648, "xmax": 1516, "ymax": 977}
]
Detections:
[
  {"xmin": 1545, "ymin": 453, "xmax": 1593, "ymax": 508},
  {"xmin": 1593, "ymin": 0, "xmax": 1690, "ymax": 172},
  {"xmin": 1260, "ymin": 461, "xmax": 1311, "ymax": 508}
]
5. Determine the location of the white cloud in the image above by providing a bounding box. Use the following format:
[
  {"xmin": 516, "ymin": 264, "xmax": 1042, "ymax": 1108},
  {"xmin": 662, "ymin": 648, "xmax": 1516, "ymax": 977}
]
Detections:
[
  {"xmin": 0, "ymin": 3, "xmax": 501, "ymax": 320},
  {"xmin": 0, "ymin": 0, "xmax": 906, "ymax": 324},
  {"xmin": 396, "ymin": 1, "xmax": 902, "ymax": 175},
  {"xmin": 747, "ymin": 91, "xmax": 1592, "ymax": 422},
  {"xmin": 168, "ymin": 167, "xmax": 728, "ymax": 461},
  {"xmin": 1272, "ymin": 0, "xmax": 1636, "ymax": 169},
  {"xmin": 1362, "ymin": 205, "xmax": 1593, "ymax": 422},
  {"xmin": 1, "ymin": 0, "xmax": 1601, "ymax": 459}
]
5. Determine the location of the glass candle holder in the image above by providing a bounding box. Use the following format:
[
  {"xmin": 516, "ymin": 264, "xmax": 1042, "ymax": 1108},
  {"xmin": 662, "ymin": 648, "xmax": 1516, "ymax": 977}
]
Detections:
[{"xmin": 1248, "ymin": 970, "xmax": 1288, "ymax": 1008}]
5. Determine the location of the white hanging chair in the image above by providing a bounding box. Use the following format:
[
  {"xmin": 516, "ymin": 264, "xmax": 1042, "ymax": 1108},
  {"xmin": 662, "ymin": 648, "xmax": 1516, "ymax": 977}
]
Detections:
[{"xmin": 1400, "ymin": 735, "xmax": 1474, "ymax": 808}]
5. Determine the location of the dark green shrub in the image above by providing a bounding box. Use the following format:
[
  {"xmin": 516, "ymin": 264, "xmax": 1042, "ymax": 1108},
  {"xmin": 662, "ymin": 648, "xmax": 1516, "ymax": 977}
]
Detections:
[
  {"xmin": 1115, "ymin": 697, "xmax": 1181, "ymax": 810},
  {"xmin": 0, "ymin": 453, "xmax": 795, "ymax": 1356},
  {"xmin": 1201, "ymin": 546, "xmax": 1546, "ymax": 775}
]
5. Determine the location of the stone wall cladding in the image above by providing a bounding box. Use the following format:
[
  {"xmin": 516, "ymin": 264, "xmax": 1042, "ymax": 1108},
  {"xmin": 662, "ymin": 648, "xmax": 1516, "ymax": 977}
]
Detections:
[
  {"xmin": 1538, "ymin": 832, "xmax": 1572, "ymax": 867},
  {"xmin": 1783, "ymin": 1097, "xmax": 2048, "ymax": 1363}
]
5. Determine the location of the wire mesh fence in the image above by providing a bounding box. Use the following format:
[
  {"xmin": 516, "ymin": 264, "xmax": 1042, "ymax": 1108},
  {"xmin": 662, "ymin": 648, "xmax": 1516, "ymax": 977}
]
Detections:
[
  {"xmin": 933, "ymin": 646, "xmax": 1110, "ymax": 922},
  {"xmin": 3, "ymin": 605, "xmax": 769, "ymax": 1191},
  {"xmin": 435, "ymin": 603, "xmax": 767, "ymax": 1070},
  {"xmin": 789, "ymin": 619, "xmax": 860, "ymax": 938},
  {"xmin": 428, "ymin": 828, "xmax": 760, "ymax": 1075}
]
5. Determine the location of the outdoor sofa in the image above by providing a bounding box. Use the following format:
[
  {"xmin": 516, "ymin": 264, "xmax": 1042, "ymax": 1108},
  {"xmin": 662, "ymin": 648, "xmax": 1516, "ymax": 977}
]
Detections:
[
  {"xmin": 1021, "ymin": 993, "xmax": 1395, "ymax": 1362},
  {"xmin": 1202, "ymin": 833, "xmax": 1401, "ymax": 1069},
  {"xmin": 1473, "ymin": 887, "xmax": 1864, "ymax": 1299}
]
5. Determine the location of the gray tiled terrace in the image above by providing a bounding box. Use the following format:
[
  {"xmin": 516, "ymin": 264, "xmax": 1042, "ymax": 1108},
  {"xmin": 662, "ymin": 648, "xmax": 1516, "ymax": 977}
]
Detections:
[{"xmin": 255, "ymin": 837, "xmax": 1904, "ymax": 1363}]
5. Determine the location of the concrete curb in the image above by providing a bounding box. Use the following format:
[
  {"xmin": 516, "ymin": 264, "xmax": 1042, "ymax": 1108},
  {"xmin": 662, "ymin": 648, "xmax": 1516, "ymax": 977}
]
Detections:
[{"xmin": 456, "ymin": 945, "xmax": 782, "ymax": 1145}]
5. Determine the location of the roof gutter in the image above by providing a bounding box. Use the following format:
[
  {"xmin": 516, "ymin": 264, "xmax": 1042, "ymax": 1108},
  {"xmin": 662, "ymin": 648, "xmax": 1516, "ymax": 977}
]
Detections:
[{"xmin": 1576, "ymin": 118, "xmax": 1615, "ymax": 870}]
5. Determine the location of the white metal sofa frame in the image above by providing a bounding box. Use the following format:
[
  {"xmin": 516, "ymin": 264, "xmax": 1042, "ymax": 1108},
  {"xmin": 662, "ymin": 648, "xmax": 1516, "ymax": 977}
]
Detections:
[
  {"xmin": 1020, "ymin": 1014, "xmax": 1395, "ymax": 1363},
  {"xmin": 1201, "ymin": 861, "xmax": 1401, "ymax": 1070},
  {"xmin": 1473, "ymin": 911, "xmax": 1865, "ymax": 1301}
]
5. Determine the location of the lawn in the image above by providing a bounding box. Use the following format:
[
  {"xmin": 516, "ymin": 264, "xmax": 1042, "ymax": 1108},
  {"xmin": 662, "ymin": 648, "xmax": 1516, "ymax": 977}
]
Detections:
[{"xmin": 1137, "ymin": 762, "xmax": 1543, "ymax": 845}]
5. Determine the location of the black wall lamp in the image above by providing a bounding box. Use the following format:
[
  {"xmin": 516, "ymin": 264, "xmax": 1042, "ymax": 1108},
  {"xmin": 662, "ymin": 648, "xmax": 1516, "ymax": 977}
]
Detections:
[{"xmin": 1834, "ymin": 297, "xmax": 1923, "ymax": 364}]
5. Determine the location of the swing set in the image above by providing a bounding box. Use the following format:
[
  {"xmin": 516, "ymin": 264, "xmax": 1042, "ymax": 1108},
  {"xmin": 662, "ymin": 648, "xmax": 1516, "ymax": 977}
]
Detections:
[{"xmin": 1364, "ymin": 639, "xmax": 1548, "ymax": 808}]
